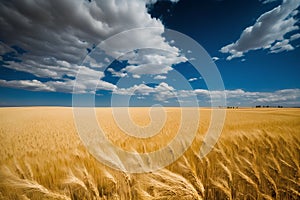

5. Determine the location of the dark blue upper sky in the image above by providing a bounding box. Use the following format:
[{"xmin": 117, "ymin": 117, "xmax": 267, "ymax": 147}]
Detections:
[
  {"xmin": 0, "ymin": 0, "xmax": 299, "ymax": 107},
  {"xmin": 149, "ymin": 0, "xmax": 300, "ymax": 90}
]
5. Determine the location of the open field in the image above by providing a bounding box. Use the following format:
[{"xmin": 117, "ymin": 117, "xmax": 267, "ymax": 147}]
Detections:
[{"xmin": 0, "ymin": 107, "xmax": 299, "ymax": 199}]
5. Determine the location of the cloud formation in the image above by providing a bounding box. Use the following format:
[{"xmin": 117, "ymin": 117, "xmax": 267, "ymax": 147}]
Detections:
[
  {"xmin": 154, "ymin": 75, "xmax": 167, "ymax": 80},
  {"xmin": 0, "ymin": 0, "xmax": 299, "ymax": 107},
  {"xmin": 107, "ymin": 68, "xmax": 128, "ymax": 78},
  {"xmin": 212, "ymin": 57, "xmax": 219, "ymax": 61},
  {"xmin": 220, "ymin": 0, "xmax": 300, "ymax": 60},
  {"xmin": 107, "ymin": 46, "xmax": 187, "ymax": 77},
  {"xmin": 0, "ymin": 0, "xmax": 184, "ymax": 92},
  {"xmin": 0, "ymin": 77, "xmax": 299, "ymax": 106},
  {"xmin": 188, "ymin": 78, "xmax": 198, "ymax": 82}
]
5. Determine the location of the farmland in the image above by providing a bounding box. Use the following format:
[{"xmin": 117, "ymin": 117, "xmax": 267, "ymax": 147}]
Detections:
[{"xmin": 0, "ymin": 107, "xmax": 299, "ymax": 199}]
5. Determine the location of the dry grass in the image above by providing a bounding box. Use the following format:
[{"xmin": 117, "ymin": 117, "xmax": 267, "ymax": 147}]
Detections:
[{"xmin": 0, "ymin": 107, "xmax": 299, "ymax": 199}]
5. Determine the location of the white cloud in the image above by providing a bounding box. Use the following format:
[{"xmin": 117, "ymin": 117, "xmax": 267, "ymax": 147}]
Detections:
[
  {"xmin": 155, "ymin": 82, "xmax": 175, "ymax": 92},
  {"xmin": 270, "ymin": 39, "xmax": 294, "ymax": 53},
  {"xmin": 125, "ymin": 64, "xmax": 173, "ymax": 75},
  {"xmin": 104, "ymin": 57, "xmax": 110, "ymax": 63},
  {"xmin": 152, "ymin": 82, "xmax": 176, "ymax": 101},
  {"xmin": 137, "ymin": 96, "xmax": 145, "ymax": 99},
  {"xmin": 96, "ymin": 80, "xmax": 118, "ymax": 91},
  {"xmin": 188, "ymin": 78, "xmax": 198, "ymax": 82},
  {"xmin": 255, "ymin": 89, "xmax": 300, "ymax": 103},
  {"xmin": 212, "ymin": 57, "xmax": 219, "ymax": 61},
  {"xmin": 120, "ymin": 49, "xmax": 185, "ymax": 78},
  {"xmin": 2, "ymin": 77, "xmax": 295, "ymax": 106},
  {"xmin": 290, "ymin": 33, "xmax": 300, "ymax": 41},
  {"xmin": 0, "ymin": 77, "xmax": 117, "ymax": 94},
  {"xmin": 113, "ymin": 83, "xmax": 155, "ymax": 96},
  {"xmin": 107, "ymin": 68, "xmax": 127, "ymax": 78},
  {"xmin": 112, "ymin": 85, "xmax": 300, "ymax": 106},
  {"xmin": 220, "ymin": 0, "xmax": 300, "ymax": 60},
  {"xmin": 132, "ymin": 74, "xmax": 141, "ymax": 79},
  {"xmin": 4, "ymin": 59, "xmax": 96, "ymax": 79},
  {"xmin": 113, "ymin": 82, "xmax": 175, "ymax": 101},
  {"xmin": 0, "ymin": 79, "xmax": 54, "ymax": 92},
  {"xmin": 0, "ymin": 0, "xmax": 183, "ymax": 93},
  {"xmin": 114, "ymin": 48, "xmax": 187, "ymax": 77},
  {"xmin": 154, "ymin": 75, "xmax": 167, "ymax": 80},
  {"xmin": 195, "ymin": 88, "xmax": 300, "ymax": 105},
  {"xmin": 188, "ymin": 77, "xmax": 202, "ymax": 82},
  {"xmin": 83, "ymin": 55, "xmax": 104, "ymax": 69}
]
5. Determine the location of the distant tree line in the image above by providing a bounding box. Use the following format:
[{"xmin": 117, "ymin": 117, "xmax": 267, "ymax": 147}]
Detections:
[
  {"xmin": 226, "ymin": 106, "xmax": 239, "ymax": 109},
  {"xmin": 255, "ymin": 105, "xmax": 283, "ymax": 108},
  {"xmin": 217, "ymin": 105, "xmax": 284, "ymax": 109}
]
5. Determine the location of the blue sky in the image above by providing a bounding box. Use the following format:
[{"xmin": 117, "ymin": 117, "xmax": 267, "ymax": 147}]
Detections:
[{"xmin": 0, "ymin": 0, "xmax": 299, "ymax": 107}]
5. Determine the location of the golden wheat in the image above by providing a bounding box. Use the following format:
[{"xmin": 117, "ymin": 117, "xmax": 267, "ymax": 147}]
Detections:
[{"xmin": 0, "ymin": 107, "xmax": 299, "ymax": 199}]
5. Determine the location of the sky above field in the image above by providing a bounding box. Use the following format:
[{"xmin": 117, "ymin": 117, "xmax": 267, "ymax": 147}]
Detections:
[{"xmin": 0, "ymin": 0, "xmax": 299, "ymax": 107}]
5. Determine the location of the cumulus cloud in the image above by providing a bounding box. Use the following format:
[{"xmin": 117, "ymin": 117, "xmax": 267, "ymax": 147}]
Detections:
[
  {"xmin": 105, "ymin": 45, "xmax": 187, "ymax": 77},
  {"xmin": 0, "ymin": 79, "xmax": 54, "ymax": 92},
  {"xmin": 107, "ymin": 68, "xmax": 127, "ymax": 78},
  {"xmin": 112, "ymin": 84, "xmax": 300, "ymax": 106},
  {"xmin": 154, "ymin": 75, "xmax": 167, "ymax": 80},
  {"xmin": 65, "ymin": 84, "xmax": 300, "ymax": 105},
  {"xmin": 197, "ymin": 88, "xmax": 300, "ymax": 105},
  {"xmin": 220, "ymin": 0, "xmax": 300, "ymax": 60},
  {"xmin": 113, "ymin": 82, "xmax": 175, "ymax": 101},
  {"xmin": 132, "ymin": 74, "xmax": 141, "ymax": 79},
  {"xmin": 0, "ymin": 0, "xmax": 184, "ymax": 93},
  {"xmin": 113, "ymin": 83, "xmax": 156, "ymax": 96},
  {"xmin": 269, "ymin": 39, "xmax": 294, "ymax": 53},
  {"xmin": 290, "ymin": 33, "xmax": 300, "ymax": 41},
  {"xmin": 0, "ymin": 78, "xmax": 116, "ymax": 94},
  {"xmin": 1, "ymin": 76, "xmax": 298, "ymax": 105},
  {"xmin": 255, "ymin": 89, "xmax": 300, "ymax": 103},
  {"xmin": 125, "ymin": 64, "xmax": 173, "ymax": 75}
]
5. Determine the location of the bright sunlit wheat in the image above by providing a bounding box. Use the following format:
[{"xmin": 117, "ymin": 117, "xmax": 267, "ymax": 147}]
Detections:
[{"xmin": 0, "ymin": 107, "xmax": 299, "ymax": 199}]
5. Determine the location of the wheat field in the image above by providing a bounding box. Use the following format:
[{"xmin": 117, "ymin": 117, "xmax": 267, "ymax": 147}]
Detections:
[{"xmin": 0, "ymin": 107, "xmax": 299, "ymax": 200}]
